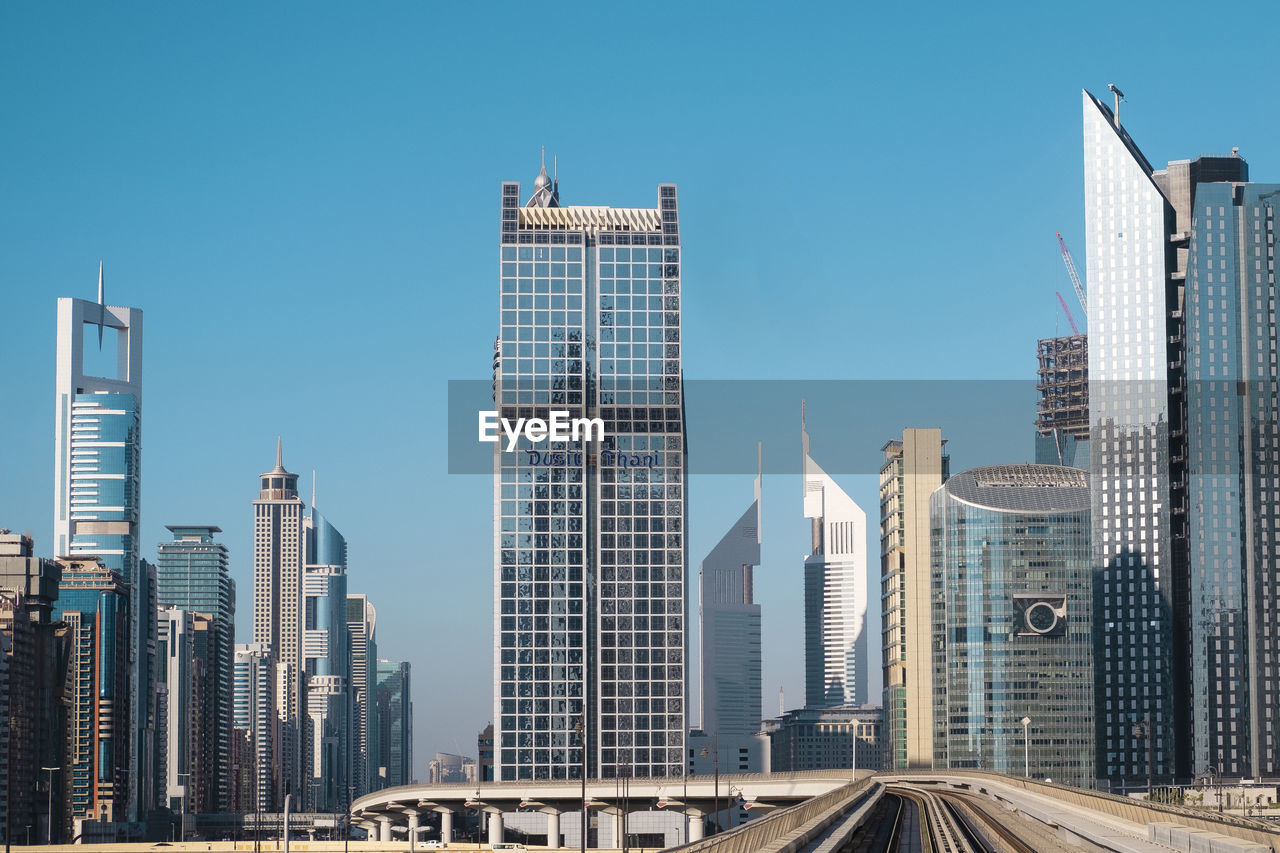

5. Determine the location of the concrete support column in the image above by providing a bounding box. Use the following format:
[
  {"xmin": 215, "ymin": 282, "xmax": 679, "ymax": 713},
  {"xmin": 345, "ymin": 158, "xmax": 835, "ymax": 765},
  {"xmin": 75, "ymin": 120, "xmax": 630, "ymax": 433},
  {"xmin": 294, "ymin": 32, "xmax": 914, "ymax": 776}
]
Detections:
[
  {"xmin": 546, "ymin": 811, "xmax": 561, "ymax": 849},
  {"xmin": 487, "ymin": 811, "xmax": 504, "ymax": 846},
  {"xmin": 407, "ymin": 812, "xmax": 419, "ymax": 851},
  {"xmin": 608, "ymin": 812, "xmax": 620, "ymax": 848},
  {"xmin": 439, "ymin": 810, "xmax": 453, "ymax": 844},
  {"xmin": 687, "ymin": 813, "xmax": 703, "ymax": 842},
  {"xmin": 377, "ymin": 816, "xmax": 392, "ymax": 842}
]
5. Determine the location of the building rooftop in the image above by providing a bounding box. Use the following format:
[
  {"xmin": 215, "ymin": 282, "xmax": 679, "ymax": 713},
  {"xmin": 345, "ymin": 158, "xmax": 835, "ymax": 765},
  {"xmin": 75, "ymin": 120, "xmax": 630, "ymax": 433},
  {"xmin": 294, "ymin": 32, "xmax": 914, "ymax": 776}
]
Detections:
[{"xmin": 943, "ymin": 464, "xmax": 1089, "ymax": 513}]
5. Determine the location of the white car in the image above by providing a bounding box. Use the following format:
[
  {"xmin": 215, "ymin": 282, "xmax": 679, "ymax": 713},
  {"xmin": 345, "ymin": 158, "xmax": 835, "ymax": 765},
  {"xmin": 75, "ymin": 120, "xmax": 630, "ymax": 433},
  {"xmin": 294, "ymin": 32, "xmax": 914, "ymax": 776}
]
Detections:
[{"xmin": 417, "ymin": 842, "xmax": 445, "ymax": 849}]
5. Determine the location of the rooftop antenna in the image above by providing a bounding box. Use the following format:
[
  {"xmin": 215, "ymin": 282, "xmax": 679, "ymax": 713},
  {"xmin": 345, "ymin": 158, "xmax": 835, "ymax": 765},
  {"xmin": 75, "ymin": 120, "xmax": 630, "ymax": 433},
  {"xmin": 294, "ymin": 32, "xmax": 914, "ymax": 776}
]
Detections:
[
  {"xmin": 779, "ymin": 686, "xmax": 785, "ymax": 717},
  {"xmin": 276, "ymin": 436, "xmax": 283, "ymax": 470},
  {"xmin": 1107, "ymin": 83, "xmax": 1125, "ymax": 128},
  {"xmin": 312, "ymin": 470, "xmax": 317, "ymax": 508}
]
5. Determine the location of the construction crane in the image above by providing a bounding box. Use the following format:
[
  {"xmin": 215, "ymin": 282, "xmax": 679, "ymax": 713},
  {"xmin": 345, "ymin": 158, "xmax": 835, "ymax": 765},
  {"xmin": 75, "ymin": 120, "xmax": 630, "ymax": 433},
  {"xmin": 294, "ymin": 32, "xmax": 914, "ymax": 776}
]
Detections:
[
  {"xmin": 1057, "ymin": 292, "xmax": 1081, "ymax": 336},
  {"xmin": 1056, "ymin": 232, "xmax": 1087, "ymax": 314}
]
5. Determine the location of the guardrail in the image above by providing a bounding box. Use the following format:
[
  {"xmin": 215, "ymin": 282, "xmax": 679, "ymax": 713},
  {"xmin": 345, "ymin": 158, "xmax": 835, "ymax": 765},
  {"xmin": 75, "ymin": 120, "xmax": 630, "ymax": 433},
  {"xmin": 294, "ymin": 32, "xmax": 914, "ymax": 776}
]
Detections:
[{"xmin": 663, "ymin": 777, "xmax": 879, "ymax": 853}]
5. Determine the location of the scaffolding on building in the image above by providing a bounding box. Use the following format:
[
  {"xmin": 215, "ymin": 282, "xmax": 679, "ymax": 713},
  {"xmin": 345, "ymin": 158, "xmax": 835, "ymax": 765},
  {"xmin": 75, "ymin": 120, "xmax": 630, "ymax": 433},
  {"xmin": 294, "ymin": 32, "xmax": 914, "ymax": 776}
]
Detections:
[{"xmin": 1035, "ymin": 335, "xmax": 1089, "ymax": 439}]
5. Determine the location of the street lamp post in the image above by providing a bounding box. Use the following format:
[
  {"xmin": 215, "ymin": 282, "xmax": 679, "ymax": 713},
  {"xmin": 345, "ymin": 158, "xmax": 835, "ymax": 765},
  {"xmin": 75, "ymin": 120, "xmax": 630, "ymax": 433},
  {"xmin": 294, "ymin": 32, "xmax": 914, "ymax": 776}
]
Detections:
[
  {"xmin": 700, "ymin": 739, "xmax": 720, "ymax": 836},
  {"xmin": 851, "ymin": 719, "xmax": 858, "ymax": 782},
  {"xmin": 1020, "ymin": 717, "xmax": 1031, "ymax": 779},
  {"xmin": 41, "ymin": 766, "xmax": 59, "ymax": 845},
  {"xmin": 1133, "ymin": 718, "xmax": 1153, "ymax": 798}
]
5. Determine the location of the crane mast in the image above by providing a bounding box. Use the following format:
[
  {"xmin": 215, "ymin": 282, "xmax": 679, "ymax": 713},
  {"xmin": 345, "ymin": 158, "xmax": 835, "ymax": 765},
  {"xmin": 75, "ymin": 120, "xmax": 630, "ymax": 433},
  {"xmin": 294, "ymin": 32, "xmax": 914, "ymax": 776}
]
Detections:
[{"xmin": 1057, "ymin": 231, "xmax": 1087, "ymax": 315}]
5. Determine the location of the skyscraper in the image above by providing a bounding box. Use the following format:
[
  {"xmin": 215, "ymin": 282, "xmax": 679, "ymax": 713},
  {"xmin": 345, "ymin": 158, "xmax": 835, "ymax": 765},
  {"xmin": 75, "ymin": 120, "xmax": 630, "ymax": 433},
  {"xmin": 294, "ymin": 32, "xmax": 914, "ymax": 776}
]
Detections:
[
  {"xmin": 374, "ymin": 660, "xmax": 412, "ymax": 788},
  {"xmin": 930, "ymin": 464, "xmax": 1094, "ymax": 788},
  {"xmin": 302, "ymin": 561, "xmax": 348, "ymax": 811},
  {"xmin": 54, "ymin": 557, "xmax": 132, "ymax": 827},
  {"xmin": 156, "ymin": 525, "xmax": 235, "ymax": 811},
  {"xmin": 802, "ymin": 405, "xmax": 868, "ymax": 708},
  {"xmin": 232, "ymin": 643, "xmax": 274, "ymax": 813},
  {"xmin": 1082, "ymin": 88, "xmax": 1249, "ymax": 785},
  {"xmin": 54, "ymin": 273, "xmax": 146, "ymax": 819},
  {"xmin": 698, "ymin": 447, "xmax": 762, "ymax": 769},
  {"xmin": 251, "ymin": 439, "xmax": 305, "ymax": 806},
  {"xmin": 347, "ymin": 594, "xmax": 377, "ymax": 797},
  {"xmin": 879, "ymin": 429, "xmax": 948, "ymax": 770},
  {"xmin": 492, "ymin": 163, "xmax": 687, "ymax": 781}
]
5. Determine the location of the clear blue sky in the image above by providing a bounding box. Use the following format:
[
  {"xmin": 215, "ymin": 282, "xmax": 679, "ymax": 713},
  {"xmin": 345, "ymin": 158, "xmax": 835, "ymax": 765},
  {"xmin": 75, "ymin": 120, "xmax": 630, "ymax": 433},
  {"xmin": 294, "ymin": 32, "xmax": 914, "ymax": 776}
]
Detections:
[{"xmin": 4, "ymin": 1, "xmax": 1280, "ymax": 778}]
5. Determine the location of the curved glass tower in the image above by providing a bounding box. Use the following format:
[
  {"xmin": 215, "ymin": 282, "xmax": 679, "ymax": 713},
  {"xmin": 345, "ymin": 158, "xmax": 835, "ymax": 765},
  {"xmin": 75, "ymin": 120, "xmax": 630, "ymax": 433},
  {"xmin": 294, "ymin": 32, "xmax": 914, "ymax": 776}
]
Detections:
[{"xmin": 930, "ymin": 464, "xmax": 1093, "ymax": 787}]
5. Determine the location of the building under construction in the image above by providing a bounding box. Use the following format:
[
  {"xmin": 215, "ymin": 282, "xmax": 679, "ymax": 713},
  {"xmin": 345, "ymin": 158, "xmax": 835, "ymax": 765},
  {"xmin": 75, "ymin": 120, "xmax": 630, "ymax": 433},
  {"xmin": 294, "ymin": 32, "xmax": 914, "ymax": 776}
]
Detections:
[{"xmin": 1035, "ymin": 334, "xmax": 1089, "ymax": 469}]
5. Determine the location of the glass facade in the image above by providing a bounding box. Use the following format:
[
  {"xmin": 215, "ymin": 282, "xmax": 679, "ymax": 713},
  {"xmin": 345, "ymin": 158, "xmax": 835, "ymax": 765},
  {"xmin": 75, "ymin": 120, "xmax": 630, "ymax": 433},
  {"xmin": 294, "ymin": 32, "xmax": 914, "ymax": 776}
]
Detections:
[
  {"xmin": 930, "ymin": 465, "xmax": 1094, "ymax": 788},
  {"xmin": 494, "ymin": 175, "xmax": 686, "ymax": 781},
  {"xmin": 374, "ymin": 660, "xmax": 412, "ymax": 788},
  {"xmin": 1186, "ymin": 181, "xmax": 1280, "ymax": 777},
  {"xmin": 156, "ymin": 525, "xmax": 235, "ymax": 811}
]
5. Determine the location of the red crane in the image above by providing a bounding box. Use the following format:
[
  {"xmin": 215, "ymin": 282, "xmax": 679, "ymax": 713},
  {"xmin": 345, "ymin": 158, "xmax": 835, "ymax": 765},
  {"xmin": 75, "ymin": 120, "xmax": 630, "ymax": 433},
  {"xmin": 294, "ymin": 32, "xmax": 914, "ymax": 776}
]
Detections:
[
  {"xmin": 1057, "ymin": 291, "xmax": 1081, "ymax": 336},
  {"xmin": 1056, "ymin": 232, "xmax": 1087, "ymax": 313}
]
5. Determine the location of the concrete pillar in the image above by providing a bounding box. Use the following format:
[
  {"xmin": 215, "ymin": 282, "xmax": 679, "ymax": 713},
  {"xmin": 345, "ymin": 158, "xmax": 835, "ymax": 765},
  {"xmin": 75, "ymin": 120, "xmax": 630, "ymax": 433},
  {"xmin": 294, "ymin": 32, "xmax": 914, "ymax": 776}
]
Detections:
[
  {"xmin": 487, "ymin": 811, "xmax": 504, "ymax": 846},
  {"xmin": 439, "ymin": 811, "xmax": 453, "ymax": 844},
  {"xmin": 687, "ymin": 813, "xmax": 703, "ymax": 842},
  {"xmin": 608, "ymin": 812, "xmax": 620, "ymax": 848},
  {"xmin": 407, "ymin": 812, "xmax": 419, "ymax": 851},
  {"xmin": 546, "ymin": 811, "xmax": 561, "ymax": 849},
  {"xmin": 378, "ymin": 816, "xmax": 392, "ymax": 842}
]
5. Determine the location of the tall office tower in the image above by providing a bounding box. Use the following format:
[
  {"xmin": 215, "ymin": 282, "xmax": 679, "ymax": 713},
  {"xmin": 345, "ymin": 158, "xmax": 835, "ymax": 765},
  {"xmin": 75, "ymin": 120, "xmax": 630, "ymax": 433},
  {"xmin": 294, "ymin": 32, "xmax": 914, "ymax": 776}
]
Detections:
[
  {"xmin": 1082, "ymin": 89, "xmax": 1249, "ymax": 785},
  {"xmin": 801, "ymin": 405, "xmax": 868, "ymax": 708},
  {"xmin": 879, "ymin": 429, "xmax": 948, "ymax": 770},
  {"xmin": 374, "ymin": 660, "xmax": 412, "ymax": 787},
  {"xmin": 232, "ymin": 643, "xmax": 274, "ymax": 814},
  {"xmin": 252, "ymin": 439, "xmax": 306, "ymax": 806},
  {"xmin": 54, "ymin": 557, "xmax": 132, "ymax": 828},
  {"xmin": 0, "ymin": 533, "xmax": 65, "ymax": 843},
  {"xmin": 54, "ymin": 276, "xmax": 145, "ymax": 819},
  {"xmin": 302, "ymin": 562, "xmax": 349, "ymax": 811},
  {"xmin": 1034, "ymin": 335, "xmax": 1090, "ymax": 470},
  {"xmin": 929, "ymin": 465, "xmax": 1095, "ymax": 788},
  {"xmin": 1184, "ymin": 180, "xmax": 1280, "ymax": 778},
  {"xmin": 493, "ymin": 165, "xmax": 687, "ymax": 782},
  {"xmin": 698, "ymin": 448, "xmax": 763, "ymax": 770},
  {"xmin": 158, "ymin": 607, "xmax": 203, "ymax": 813},
  {"xmin": 156, "ymin": 525, "xmax": 234, "ymax": 811},
  {"xmin": 346, "ymin": 594, "xmax": 377, "ymax": 797}
]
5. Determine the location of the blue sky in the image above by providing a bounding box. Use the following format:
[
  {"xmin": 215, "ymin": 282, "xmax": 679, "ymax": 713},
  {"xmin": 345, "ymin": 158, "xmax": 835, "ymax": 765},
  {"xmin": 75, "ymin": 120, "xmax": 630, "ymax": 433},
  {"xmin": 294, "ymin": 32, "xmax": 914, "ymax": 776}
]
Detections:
[{"xmin": 4, "ymin": 1, "xmax": 1280, "ymax": 777}]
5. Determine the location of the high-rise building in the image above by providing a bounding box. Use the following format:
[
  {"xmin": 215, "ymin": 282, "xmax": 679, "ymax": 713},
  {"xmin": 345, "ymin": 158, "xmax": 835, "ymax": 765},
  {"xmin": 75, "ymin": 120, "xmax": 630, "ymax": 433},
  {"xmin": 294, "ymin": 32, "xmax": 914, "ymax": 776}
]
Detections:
[
  {"xmin": 492, "ymin": 163, "xmax": 687, "ymax": 781},
  {"xmin": 54, "ymin": 275, "xmax": 146, "ymax": 819},
  {"xmin": 930, "ymin": 464, "xmax": 1094, "ymax": 788},
  {"xmin": 302, "ymin": 561, "xmax": 348, "ymax": 811},
  {"xmin": 54, "ymin": 556, "xmax": 132, "ymax": 828},
  {"xmin": 347, "ymin": 594, "xmax": 377, "ymax": 797},
  {"xmin": 232, "ymin": 642, "xmax": 274, "ymax": 814},
  {"xmin": 1082, "ymin": 88, "xmax": 1250, "ymax": 785},
  {"xmin": 801, "ymin": 405, "xmax": 868, "ymax": 708},
  {"xmin": 252, "ymin": 440, "xmax": 305, "ymax": 806},
  {"xmin": 1034, "ymin": 335, "xmax": 1090, "ymax": 470},
  {"xmin": 698, "ymin": 448, "xmax": 763, "ymax": 771},
  {"xmin": 879, "ymin": 429, "xmax": 948, "ymax": 770},
  {"xmin": 477, "ymin": 722, "xmax": 494, "ymax": 783},
  {"xmin": 0, "ymin": 533, "xmax": 65, "ymax": 844},
  {"xmin": 374, "ymin": 660, "xmax": 412, "ymax": 788},
  {"xmin": 1184, "ymin": 179, "xmax": 1280, "ymax": 778},
  {"xmin": 156, "ymin": 525, "xmax": 235, "ymax": 811},
  {"xmin": 157, "ymin": 607, "xmax": 210, "ymax": 814}
]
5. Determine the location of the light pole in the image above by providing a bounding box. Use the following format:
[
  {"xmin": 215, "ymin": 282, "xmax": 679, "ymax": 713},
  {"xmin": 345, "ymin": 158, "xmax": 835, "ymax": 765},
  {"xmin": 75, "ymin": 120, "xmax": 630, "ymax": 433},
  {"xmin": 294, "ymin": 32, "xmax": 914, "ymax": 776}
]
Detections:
[
  {"xmin": 1133, "ymin": 718, "xmax": 1152, "ymax": 798},
  {"xmin": 177, "ymin": 771, "xmax": 190, "ymax": 843},
  {"xmin": 700, "ymin": 739, "xmax": 720, "ymax": 836},
  {"xmin": 41, "ymin": 767, "xmax": 59, "ymax": 845},
  {"xmin": 1020, "ymin": 717, "xmax": 1031, "ymax": 779},
  {"xmin": 851, "ymin": 718, "xmax": 858, "ymax": 782},
  {"xmin": 681, "ymin": 766, "xmax": 688, "ymax": 846}
]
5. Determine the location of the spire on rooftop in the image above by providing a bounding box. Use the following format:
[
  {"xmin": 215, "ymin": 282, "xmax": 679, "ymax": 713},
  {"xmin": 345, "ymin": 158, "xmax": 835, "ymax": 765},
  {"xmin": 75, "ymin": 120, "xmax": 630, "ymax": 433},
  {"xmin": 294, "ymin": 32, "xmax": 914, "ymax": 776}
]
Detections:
[{"xmin": 526, "ymin": 145, "xmax": 560, "ymax": 208}]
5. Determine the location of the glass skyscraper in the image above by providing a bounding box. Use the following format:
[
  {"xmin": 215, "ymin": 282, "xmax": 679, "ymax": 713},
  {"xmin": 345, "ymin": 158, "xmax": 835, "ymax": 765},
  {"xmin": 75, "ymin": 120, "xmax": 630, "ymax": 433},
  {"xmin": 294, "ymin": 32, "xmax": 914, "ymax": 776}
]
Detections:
[
  {"xmin": 374, "ymin": 660, "xmax": 412, "ymax": 788},
  {"xmin": 493, "ymin": 161, "xmax": 686, "ymax": 781},
  {"xmin": 930, "ymin": 464, "xmax": 1094, "ymax": 788},
  {"xmin": 54, "ymin": 286, "xmax": 147, "ymax": 819},
  {"xmin": 156, "ymin": 525, "xmax": 235, "ymax": 811}
]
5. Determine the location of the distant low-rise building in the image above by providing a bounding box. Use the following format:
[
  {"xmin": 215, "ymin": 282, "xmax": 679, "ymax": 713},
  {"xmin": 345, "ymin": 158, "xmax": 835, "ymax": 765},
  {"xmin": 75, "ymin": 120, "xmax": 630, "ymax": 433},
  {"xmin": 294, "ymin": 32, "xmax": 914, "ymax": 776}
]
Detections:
[{"xmin": 764, "ymin": 705, "xmax": 883, "ymax": 773}]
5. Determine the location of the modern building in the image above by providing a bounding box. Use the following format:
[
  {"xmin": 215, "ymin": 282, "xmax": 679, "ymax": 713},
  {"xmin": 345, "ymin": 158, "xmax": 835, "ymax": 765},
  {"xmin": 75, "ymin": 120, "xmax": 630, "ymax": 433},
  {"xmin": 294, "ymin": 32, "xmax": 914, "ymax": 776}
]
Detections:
[
  {"xmin": 929, "ymin": 464, "xmax": 1094, "ymax": 788},
  {"xmin": 157, "ymin": 607, "xmax": 208, "ymax": 815},
  {"xmin": 764, "ymin": 705, "xmax": 883, "ymax": 774},
  {"xmin": 802, "ymin": 405, "xmax": 868, "ymax": 709},
  {"xmin": 492, "ymin": 162, "xmax": 687, "ymax": 782},
  {"xmin": 232, "ymin": 642, "xmax": 274, "ymax": 814},
  {"xmin": 427, "ymin": 753, "xmax": 476, "ymax": 784},
  {"xmin": 879, "ymin": 429, "xmax": 948, "ymax": 770},
  {"xmin": 0, "ymin": 533, "xmax": 65, "ymax": 844},
  {"xmin": 373, "ymin": 660, "xmax": 412, "ymax": 788},
  {"xmin": 1034, "ymin": 335, "xmax": 1090, "ymax": 470},
  {"xmin": 54, "ymin": 274, "xmax": 147, "ymax": 820},
  {"xmin": 156, "ymin": 525, "xmax": 235, "ymax": 811},
  {"xmin": 347, "ymin": 594, "xmax": 377, "ymax": 797},
  {"xmin": 302, "ymin": 561, "xmax": 349, "ymax": 812},
  {"xmin": 54, "ymin": 556, "xmax": 132, "ymax": 829},
  {"xmin": 477, "ymin": 722, "xmax": 494, "ymax": 782},
  {"xmin": 1082, "ymin": 87, "xmax": 1255, "ymax": 785},
  {"xmin": 1184, "ymin": 179, "xmax": 1280, "ymax": 779},
  {"xmin": 698, "ymin": 447, "xmax": 763, "ymax": 772},
  {"xmin": 252, "ymin": 440, "xmax": 306, "ymax": 807}
]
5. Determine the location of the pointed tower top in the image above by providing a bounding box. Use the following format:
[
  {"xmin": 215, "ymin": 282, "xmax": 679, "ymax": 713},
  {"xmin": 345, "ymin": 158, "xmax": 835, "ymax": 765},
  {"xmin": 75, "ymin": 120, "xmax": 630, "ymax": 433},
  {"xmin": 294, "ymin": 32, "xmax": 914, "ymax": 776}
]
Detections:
[
  {"xmin": 312, "ymin": 470, "xmax": 317, "ymax": 508},
  {"xmin": 526, "ymin": 146, "xmax": 560, "ymax": 208},
  {"xmin": 97, "ymin": 260, "xmax": 104, "ymax": 305},
  {"xmin": 276, "ymin": 435, "xmax": 283, "ymax": 469}
]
